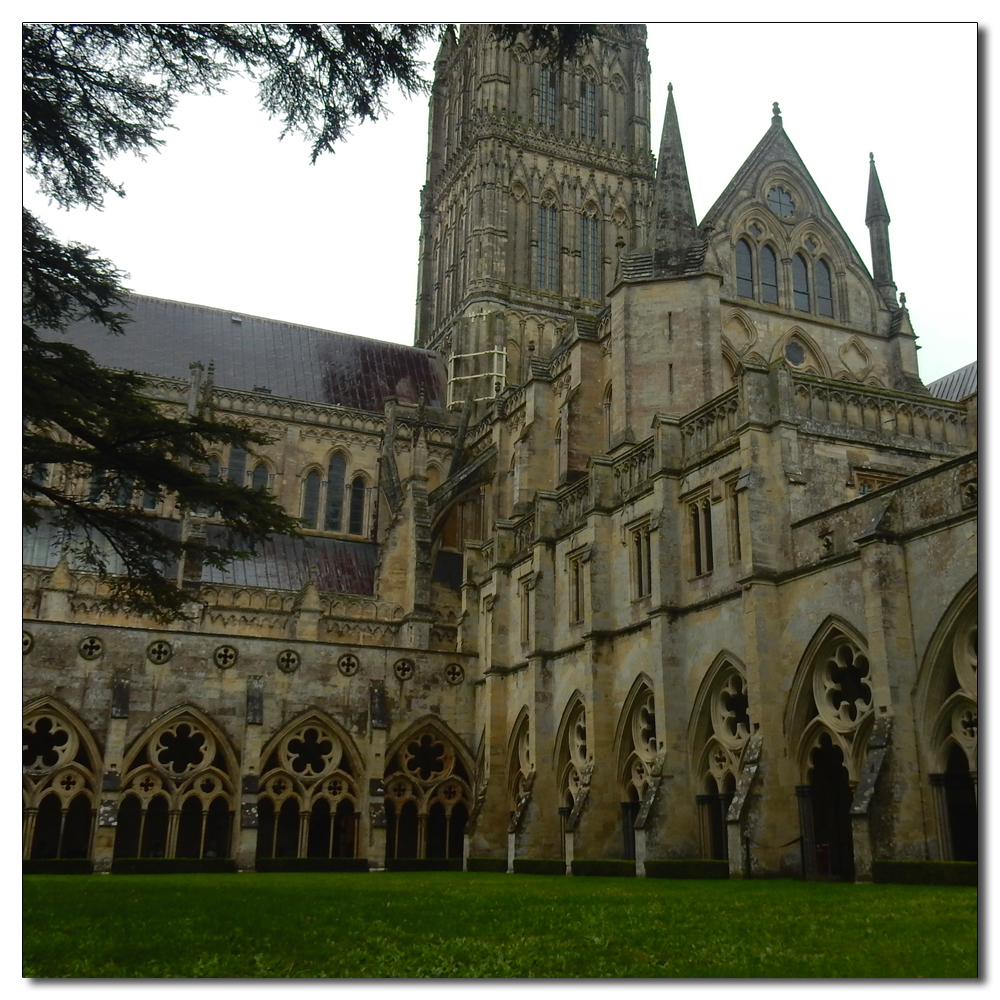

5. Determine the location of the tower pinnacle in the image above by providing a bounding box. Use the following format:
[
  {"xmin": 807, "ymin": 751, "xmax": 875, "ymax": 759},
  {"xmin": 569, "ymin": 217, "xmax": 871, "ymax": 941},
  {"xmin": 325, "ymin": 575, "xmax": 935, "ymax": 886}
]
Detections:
[
  {"xmin": 651, "ymin": 82, "xmax": 696, "ymax": 271},
  {"xmin": 866, "ymin": 153, "xmax": 897, "ymax": 307}
]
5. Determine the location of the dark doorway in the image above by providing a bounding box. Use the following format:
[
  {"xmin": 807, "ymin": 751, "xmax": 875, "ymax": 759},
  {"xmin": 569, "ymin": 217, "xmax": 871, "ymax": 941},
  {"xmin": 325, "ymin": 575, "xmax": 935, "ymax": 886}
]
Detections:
[
  {"xmin": 944, "ymin": 744, "xmax": 978, "ymax": 862},
  {"xmin": 809, "ymin": 734, "xmax": 855, "ymax": 881},
  {"xmin": 622, "ymin": 790, "xmax": 640, "ymax": 860}
]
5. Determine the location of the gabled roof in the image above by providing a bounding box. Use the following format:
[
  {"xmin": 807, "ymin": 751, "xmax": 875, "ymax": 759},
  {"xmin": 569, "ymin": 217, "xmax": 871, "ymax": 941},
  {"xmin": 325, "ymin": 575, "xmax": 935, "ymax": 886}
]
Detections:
[
  {"xmin": 926, "ymin": 361, "xmax": 978, "ymax": 401},
  {"xmin": 44, "ymin": 294, "xmax": 447, "ymax": 412},
  {"xmin": 700, "ymin": 107, "xmax": 871, "ymax": 277}
]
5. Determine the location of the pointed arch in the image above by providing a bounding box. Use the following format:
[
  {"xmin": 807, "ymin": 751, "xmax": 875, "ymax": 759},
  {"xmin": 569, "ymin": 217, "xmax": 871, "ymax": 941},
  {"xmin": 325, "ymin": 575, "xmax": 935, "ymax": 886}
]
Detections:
[
  {"xmin": 551, "ymin": 692, "xmax": 588, "ymax": 812},
  {"xmin": 506, "ymin": 707, "xmax": 532, "ymax": 813},
  {"xmin": 772, "ymin": 326, "xmax": 832, "ymax": 378},
  {"xmin": 384, "ymin": 716, "xmax": 474, "ymax": 861},
  {"xmin": 914, "ymin": 576, "xmax": 978, "ymax": 773},
  {"xmin": 260, "ymin": 708, "xmax": 365, "ymax": 782},
  {"xmin": 613, "ymin": 673, "xmax": 657, "ymax": 796},
  {"xmin": 114, "ymin": 705, "xmax": 237, "ymax": 861},
  {"xmin": 23, "ymin": 698, "xmax": 102, "ymax": 861},
  {"xmin": 784, "ymin": 615, "xmax": 873, "ymax": 779}
]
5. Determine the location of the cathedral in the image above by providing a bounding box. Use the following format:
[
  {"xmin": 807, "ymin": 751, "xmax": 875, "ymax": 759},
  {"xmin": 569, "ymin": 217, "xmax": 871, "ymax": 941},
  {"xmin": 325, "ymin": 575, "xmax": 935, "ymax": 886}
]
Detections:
[{"xmin": 23, "ymin": 25, "xmax": 977, "ymax": 879}]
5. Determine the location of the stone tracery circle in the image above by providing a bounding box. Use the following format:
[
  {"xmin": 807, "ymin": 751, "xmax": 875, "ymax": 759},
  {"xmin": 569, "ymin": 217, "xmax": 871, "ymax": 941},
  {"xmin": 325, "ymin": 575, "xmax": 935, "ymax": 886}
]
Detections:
[
  {"xmin": 338, "ymin": 653, "xmax": 360, "ymax": 677},
  {"xmin": 151, "ymin": 719, "xmax": 214, "ymax": 776},
  {"xmin": 712, "ymin": 670, "xmax": 751, "ymax": 749},
  {"xmin": 23, "ymin": 713, "xmax": 78, "ymax": 772},
  {"xmin": 213, "ymin": 645, "xmax": 238, "ymax": 669},
  {"xmin": 393, "ymin": 658, "xmax": 415, "ymax": 682},
  {"xmin": 812, "ymin": 639, "xmax": 872, "ymax": 733},
  {"xmin": 280, "ymin": 724, "xmax": 342, "ymax": 778},
  {"xmin": 147, "ymin": 640, "xmax": 173, "ymax": 665}
]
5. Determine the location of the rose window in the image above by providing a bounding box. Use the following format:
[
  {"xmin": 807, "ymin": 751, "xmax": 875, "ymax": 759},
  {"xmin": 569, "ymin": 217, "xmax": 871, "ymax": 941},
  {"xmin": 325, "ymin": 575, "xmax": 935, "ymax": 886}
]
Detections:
[
  {"xmin": 403, "ymin": 733, "xmax": 453, "ymax": 782},
  {"xmin": 23, "ymin": 715, "xmax": 75, "ymax": 771},
  {"xmin": 154, "ymin": 722, "xmax": 210, "ymax": 775},
  {"xmin": 282, "ymin": 726, "xmax": 340, "ymax": 777},
  {"xmin": 814, "ymin": 641, "xmax": 872, "ymax": 731}
]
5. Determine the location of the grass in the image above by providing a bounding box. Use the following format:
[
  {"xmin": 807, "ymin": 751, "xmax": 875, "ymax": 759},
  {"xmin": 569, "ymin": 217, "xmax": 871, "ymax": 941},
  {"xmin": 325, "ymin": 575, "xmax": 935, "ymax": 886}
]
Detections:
[{"xmin": 23, "ymin": 872, "xmax": 977, "ymax": 978}]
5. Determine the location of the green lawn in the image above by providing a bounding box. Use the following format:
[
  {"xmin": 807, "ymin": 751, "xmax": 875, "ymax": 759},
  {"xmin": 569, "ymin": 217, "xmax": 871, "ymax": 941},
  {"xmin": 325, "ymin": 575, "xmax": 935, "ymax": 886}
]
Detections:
[{"xmin": 23, "ymin": 872, "xmax": 977, "ymax": 978}]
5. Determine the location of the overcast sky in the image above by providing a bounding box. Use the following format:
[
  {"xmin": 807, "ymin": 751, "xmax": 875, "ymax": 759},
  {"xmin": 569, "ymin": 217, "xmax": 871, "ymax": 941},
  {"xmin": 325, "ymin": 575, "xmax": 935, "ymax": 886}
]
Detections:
[{"xmin": 23, "ymin": 20, "xmax": 979, "ymax": 385}]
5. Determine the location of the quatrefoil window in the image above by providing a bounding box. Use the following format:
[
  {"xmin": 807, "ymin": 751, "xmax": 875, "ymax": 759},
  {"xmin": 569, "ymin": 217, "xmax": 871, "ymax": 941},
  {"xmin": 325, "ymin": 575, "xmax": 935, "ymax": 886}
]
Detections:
[
  {"xmin": 214, "ymin": 645, "xmax": 238, "ymax": 669},
  {"xmin": 445, "ymin": 663, "xmax": 465, "ymax": 685},
  {"xmin": 23, "ymin": 631, "xmax": 33, "ymax": 655},
  {"xmin": 147, "ymin": 641, "xmax": 172, "ymax": 665},
  {"xmin": 79, "ymin": 636, "xmax": 103, "ymax": 660},
  {"xmin": 338, "ymin": 653, "xmax": 360, "ymax": 677},
  {"xmin": 277, "ymin": 649, "xmax": 300, "ymax": 673},
  {"xmin": 394, "ymin": 658, "xmax": 415, "ymax": 681}
]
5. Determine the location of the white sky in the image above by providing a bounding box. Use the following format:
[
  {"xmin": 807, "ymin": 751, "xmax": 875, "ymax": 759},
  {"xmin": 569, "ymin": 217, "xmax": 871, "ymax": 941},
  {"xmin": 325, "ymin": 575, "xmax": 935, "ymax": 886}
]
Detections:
[{"xmin": 22, "ymin": 20, "xmax": 979, "ymax": 386}]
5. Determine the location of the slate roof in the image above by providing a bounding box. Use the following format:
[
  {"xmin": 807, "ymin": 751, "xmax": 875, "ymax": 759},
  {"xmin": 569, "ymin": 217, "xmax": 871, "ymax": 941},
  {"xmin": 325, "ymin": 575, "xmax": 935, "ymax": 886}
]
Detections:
[
  {"xmin": 23, "ymin": 512, "xmax": 377, "ymax": 596},
  {"xmin": 46, "ymin": 293, "xmax": 447, "ymax": 412},
  {"xmin": 926, "ymin": 361, "xmax": 977, "ymax": 401}
]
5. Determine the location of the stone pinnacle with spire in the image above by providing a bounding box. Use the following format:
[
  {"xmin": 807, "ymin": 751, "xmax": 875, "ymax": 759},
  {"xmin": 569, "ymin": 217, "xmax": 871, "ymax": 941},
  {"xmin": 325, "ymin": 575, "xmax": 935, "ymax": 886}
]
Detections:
[
  {"xmin": 866, "ymin": 152, "xmax": 897, "ymax": 308},
  {"xmin": 651, "ymin": 82, "xmax": 697, "ymax": 273}
]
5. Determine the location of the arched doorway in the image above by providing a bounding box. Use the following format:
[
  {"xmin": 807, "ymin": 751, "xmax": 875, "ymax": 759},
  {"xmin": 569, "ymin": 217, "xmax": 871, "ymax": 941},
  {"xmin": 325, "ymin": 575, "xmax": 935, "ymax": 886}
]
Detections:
[
  {"xmin": 808, "ymin": 733, "xmax": 855, "ymax": 881},
  {"xmin": 942, "ymin": 744, "xmax": 977, "ymax": 863}
]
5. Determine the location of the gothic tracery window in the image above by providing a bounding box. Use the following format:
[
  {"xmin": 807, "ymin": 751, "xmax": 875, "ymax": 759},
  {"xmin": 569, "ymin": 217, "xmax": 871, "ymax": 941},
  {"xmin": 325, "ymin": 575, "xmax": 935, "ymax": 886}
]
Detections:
[
  {"xmin": 113, "ymin": 712, "xmax": 235, "ymax": 860},
  {"xmin": 256, "ymin": 718, "xmax": 360, "ymax": 861},
  {"xmin": 23, "ymin": 704, "xmax": 98, "ymax": 861},
  {"xmin": 384, "ymin": 727, "xmax": 471, "ymax": 861}
]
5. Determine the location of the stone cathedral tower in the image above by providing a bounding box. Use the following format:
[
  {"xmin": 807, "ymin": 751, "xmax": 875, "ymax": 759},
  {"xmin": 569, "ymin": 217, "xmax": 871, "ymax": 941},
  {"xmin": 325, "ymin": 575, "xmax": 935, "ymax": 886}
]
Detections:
[{"xmin": 414, "ymin": 25, "xmax": 655, "ymax": 408}]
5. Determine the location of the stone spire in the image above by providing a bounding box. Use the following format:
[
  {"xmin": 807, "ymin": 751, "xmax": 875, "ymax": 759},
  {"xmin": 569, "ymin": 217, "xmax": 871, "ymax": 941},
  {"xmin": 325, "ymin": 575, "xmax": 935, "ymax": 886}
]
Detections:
[
  {"xmin": 866, "ymin": 153, "xmax": 897, "ymax": 307},
  {"xmin": 651, "ymin": 83, "xmax": 697, "ymax": 271}
]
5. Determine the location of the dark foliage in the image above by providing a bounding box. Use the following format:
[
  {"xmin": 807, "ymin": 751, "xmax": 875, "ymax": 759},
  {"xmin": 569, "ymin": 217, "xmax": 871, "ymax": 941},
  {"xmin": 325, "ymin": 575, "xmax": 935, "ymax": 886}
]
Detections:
[
  {"xmin": 466, "ymin": 857, "xmax": 508, "ymax": 873},
  {"xmin": 643, "ymin": 859, "xmax": 730, "ymax": 879},
  {"xmin": 111, "ymin": 857, "xmax": 238, "ymax": 875},
  {"xmin": 872, "ymin": 861, "xmax": 978, "ymax": 886},
  {"xmin": 570, "ymin": 858, "xmax": 636, "ymax": 877},
  {"xmin": 490, "ymin": 25, "xmax": 599, "ymax": 63},
  {"xmin": 255, "ymin": 857, "xmax": 370, "ymax": 873},
  {"xmin": 511, "ymin": 858, "xmax": 566, "ymax": 875}
]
